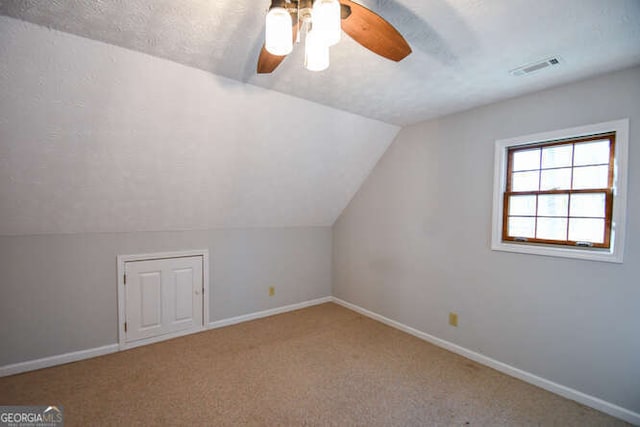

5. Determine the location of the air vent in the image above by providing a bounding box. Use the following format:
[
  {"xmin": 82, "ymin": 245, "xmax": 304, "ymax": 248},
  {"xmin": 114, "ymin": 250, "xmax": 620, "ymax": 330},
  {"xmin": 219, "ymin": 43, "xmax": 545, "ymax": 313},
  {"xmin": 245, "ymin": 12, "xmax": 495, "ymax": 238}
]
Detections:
[{"xmin": 510, "ymin": 57, "xmax": 562, "ymax": 76}]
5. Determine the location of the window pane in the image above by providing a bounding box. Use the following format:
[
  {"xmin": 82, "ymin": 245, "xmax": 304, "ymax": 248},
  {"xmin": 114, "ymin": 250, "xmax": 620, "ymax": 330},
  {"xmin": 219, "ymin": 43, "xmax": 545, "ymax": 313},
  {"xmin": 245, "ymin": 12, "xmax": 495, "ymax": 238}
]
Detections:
[
  {"xmin": 536, "ymin": 217, "xmax": 567, "ymax": 241},
  {"xmin": 570, "ymin": 193, "xmax": 606, "ymax": 218},
  {"xmin": 538, "ymin": 194, "xmax": 569, "ymax": 217},
  {"xmin": 541, "ymin": 144, "xmax": 573, "ymax": 169},
  {"xmin": 572, "ymin": 165, "xmax": 609, "ymax": 189},
  {"xmin": 508, "ymin": 217, "xmax": 535, "ymax": 238},
  {"xmin": 511, "ymin": 171, "xmax": 540, "ymax": 191},
  {"xmin": 573, "ymin": 140, "xmax": 610, "ymax": 166},
  {"xmin": 512, "ymin": 148, "xmax": 540, "ymax": 171},
  {"xmin": 509, "ymin": 195, "xmax": 536, "ymax": 216},
  {"xmin": 568, "ymin": 218, "xmax": 605, "ymax": 243},
  {"xmin": 540, "ymin": 168, "xmax": 572, "ymax": 190}
]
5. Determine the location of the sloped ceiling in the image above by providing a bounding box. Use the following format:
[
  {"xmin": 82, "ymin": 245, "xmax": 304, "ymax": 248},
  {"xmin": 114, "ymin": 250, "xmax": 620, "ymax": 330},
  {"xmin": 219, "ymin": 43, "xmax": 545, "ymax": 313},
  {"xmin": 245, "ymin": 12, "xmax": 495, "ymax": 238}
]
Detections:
[
  {"xmin": 1, "ymin": 1, "xmax": 639, "ymax": 235},
  {"xmin": 0, "ymin": 17, "xmax": 399, "ymax": 235},
  {"xmin": 1, "ymin": 0, "xmax": 639, "ymax": 125}
]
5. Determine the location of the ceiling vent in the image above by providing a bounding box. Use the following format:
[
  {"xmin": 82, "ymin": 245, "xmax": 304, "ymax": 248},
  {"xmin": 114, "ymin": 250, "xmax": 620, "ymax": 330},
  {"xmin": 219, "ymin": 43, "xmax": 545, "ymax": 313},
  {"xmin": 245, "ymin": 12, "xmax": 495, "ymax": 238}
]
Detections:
[{"xmin": 510, "ymin": 57, "xmax": 562, "ymax": 76}]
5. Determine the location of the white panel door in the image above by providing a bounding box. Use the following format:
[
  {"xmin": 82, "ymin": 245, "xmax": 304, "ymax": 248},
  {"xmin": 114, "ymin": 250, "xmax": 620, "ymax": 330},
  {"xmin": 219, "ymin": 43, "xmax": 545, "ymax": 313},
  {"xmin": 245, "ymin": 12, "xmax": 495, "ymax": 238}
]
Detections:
[{"xmin": 125, "ymin": 256, "xmax": 203, "ymax": 343}]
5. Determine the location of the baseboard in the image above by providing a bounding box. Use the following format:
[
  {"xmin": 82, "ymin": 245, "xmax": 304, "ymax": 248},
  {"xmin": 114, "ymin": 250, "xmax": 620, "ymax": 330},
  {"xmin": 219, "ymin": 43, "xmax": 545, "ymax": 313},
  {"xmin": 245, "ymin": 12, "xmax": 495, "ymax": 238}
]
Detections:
[
  {"xmin": 0, "ymin": 344, "xmax": 119, "ymax": 378},
  {"xmin": 0, "ymin": 296, "xmax": 332, "ymax": 378},
  {"xmin": 331, "ymin": 297, "xmax": 640, "ymax": 426},
  {"xmin": 120, "ymin": 326, "xmax": 208, "ymax": 351},
  {"xmin": 208, "ymin": 296, "xmax": 333, "ymax": 330},
  {"xmin": 4, "ymin": 296, "xmax": 635, "ymax": 425}
]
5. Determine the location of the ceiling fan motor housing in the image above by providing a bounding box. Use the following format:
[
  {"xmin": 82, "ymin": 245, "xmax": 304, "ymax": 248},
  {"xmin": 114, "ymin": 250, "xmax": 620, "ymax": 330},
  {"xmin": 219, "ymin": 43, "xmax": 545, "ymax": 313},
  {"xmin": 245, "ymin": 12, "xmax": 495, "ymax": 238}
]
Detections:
[{"xmin": 269, "ymin": 0, "xmax": 287, "ymax": 10}]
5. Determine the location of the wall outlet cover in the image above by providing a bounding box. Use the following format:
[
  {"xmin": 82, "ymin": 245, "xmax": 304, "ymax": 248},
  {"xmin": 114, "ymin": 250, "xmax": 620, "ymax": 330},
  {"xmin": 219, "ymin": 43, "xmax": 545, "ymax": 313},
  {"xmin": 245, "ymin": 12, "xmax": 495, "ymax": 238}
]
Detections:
[{"xmin": 449, "ymin": 312, "xmax": 458, "ymax": 327}]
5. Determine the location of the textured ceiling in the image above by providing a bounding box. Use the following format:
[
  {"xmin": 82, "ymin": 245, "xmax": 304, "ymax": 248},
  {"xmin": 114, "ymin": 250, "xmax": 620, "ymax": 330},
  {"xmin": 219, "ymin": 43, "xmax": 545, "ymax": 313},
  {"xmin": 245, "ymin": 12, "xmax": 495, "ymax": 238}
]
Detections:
[{"xmin": 1, "ymin": 0, "xmax": 639, "ymax": 125}]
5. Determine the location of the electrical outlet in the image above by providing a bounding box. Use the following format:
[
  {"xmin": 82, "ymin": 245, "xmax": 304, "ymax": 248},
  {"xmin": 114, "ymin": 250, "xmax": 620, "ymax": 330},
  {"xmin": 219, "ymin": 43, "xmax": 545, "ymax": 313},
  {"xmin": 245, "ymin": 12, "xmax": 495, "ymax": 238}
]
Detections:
[
  {"xmin": 268, "ymin": 286, "xmax": 275, "ymax": 297},
  {"xmin": 449, "ymin": 312, "xmax": 458, "ymax": 327}
]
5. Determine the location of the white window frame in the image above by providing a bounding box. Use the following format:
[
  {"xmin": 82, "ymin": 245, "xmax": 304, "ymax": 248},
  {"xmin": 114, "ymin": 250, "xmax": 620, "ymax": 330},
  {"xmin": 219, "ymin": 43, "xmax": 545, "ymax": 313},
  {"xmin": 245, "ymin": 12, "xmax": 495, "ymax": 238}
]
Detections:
[{"xmin": 491, "ymin": 119, "xmax": 629, "ymax": 263}]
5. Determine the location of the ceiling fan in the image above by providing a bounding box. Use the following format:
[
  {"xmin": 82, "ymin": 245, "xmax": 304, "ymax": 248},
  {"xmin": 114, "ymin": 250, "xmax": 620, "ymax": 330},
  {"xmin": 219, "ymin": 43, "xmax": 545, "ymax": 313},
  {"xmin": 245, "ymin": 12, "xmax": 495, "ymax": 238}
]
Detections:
[{"xmin": 257, "ymin": 0, "xmax": 412, "ymax": 73}]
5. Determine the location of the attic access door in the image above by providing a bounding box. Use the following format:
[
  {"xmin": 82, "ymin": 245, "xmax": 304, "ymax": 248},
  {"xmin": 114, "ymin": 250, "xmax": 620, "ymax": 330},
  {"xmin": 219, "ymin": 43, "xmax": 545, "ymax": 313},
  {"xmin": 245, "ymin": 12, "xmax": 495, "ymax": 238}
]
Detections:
[{"xmin": 117, "ymin": 251, "xmax": 209, "ymax": 349}]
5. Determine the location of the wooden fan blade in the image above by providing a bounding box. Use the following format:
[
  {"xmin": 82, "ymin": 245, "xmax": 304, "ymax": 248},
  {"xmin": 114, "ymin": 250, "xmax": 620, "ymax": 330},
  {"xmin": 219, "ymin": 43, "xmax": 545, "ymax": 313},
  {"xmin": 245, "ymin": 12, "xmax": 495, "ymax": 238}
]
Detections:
[
  {"xmin": 257, "ymin": 47, "xmax": 287, "ymax": 74},
  {"xmin": 339, "ymin": 0, "xmax": 411, "ymax": 62},
  {"xmin": 257, "ymin": 20, "xmax": 300, "ymax": 74}
]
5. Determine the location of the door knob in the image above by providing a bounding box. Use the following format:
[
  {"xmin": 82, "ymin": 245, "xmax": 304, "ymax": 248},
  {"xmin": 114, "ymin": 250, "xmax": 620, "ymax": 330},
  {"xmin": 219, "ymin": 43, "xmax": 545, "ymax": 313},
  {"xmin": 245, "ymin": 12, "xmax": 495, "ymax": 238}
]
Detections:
[{"xmin": 195, "ymin": 289, "xmax": 201, "ymax": 295}]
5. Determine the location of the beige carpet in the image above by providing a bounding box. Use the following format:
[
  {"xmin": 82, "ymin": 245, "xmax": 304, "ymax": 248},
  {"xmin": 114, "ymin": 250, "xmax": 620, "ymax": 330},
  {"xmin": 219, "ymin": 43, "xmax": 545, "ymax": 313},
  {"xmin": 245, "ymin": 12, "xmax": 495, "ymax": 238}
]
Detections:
[{"xmin": 0, "ymin": 303, "xmax": 629, "ymax": 426}]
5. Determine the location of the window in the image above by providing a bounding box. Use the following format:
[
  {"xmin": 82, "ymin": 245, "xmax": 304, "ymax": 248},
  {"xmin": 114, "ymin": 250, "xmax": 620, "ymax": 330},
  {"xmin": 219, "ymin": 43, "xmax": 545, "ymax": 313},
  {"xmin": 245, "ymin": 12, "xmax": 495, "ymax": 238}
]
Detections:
[
  {"xmin": 492, "ymin": 120, "xmax": 628, "ymax": 263},
  {"xmin": 504, "ymin": 133, "xmax": 614, "ymax": 248}
]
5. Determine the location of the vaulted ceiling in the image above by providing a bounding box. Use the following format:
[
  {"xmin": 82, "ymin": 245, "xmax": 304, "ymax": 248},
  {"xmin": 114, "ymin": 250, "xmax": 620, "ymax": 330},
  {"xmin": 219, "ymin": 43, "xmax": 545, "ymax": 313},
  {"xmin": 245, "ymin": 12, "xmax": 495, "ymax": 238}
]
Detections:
[
  {"xmin": 1, "ymin": 1, "xmax": 639, "ymax": 235},
  {"xmin": 2, "ymin": 0, "xmax": 639, "ymax": 126}
]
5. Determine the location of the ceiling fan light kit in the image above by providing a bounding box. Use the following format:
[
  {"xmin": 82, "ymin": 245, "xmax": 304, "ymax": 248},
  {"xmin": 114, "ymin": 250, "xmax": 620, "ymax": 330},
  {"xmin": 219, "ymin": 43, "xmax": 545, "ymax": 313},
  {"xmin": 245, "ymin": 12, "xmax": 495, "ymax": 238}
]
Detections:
[
  {"xmin": 259, "ymin": 0, "xmax": 412, "ymax": 74},
  {"xmin": 305, "ymin": 29, "xmax": 330, "ymax": 71},
  {"xmin": 312, "ymin": 0, "xmax": 342, "ymax": 46},
  {"xmin": 265, "ymin": 4, "xmax": 294, "ymax": 56},
  {"xmin": 265, "ymin": 0, "xmax": 340, "ymax": 71}
]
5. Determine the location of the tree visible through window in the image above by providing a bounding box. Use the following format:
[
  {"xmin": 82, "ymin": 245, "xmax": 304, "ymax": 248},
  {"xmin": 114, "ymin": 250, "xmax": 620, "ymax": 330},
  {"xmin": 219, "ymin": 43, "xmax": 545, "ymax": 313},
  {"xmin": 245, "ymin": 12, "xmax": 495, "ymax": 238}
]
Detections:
[{"xmin": 503, "ymin": 133, "xmax": 615, "ymax": 248}]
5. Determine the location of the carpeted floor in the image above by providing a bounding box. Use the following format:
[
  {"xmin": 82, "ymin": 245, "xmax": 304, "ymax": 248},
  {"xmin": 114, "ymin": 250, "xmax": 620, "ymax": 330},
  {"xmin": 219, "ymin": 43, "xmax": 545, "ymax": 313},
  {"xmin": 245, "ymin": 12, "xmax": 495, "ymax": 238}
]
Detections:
[{"xmin": 0, "ymin": 303, "xmax": 629, "ymax": 426}]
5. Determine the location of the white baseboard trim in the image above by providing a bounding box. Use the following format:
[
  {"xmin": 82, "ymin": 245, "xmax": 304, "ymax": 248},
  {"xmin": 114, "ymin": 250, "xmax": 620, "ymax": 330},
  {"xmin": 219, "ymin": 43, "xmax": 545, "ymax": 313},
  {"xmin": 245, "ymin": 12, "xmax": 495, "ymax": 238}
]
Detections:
[
  {"xmin": 208, "ymin": 296, "xmax": 333, "ymax": 330},
  {"xmin": 4, "ymin": 296, "xmax": 634, "ymax": 424},
  {"xmin": 0, "ymin": 296, "xmax": 333, "ymax": 378},
  {"xmin": 0, "ymin": 344, "xmax": 119, "ymax": 378},
  {"xmin": 120, "ymin": 326, "xmax": 208, "ymax": 351},
  {"xmin": 331, "ymin": 297, "xmax": 640, "ymax": 426}
]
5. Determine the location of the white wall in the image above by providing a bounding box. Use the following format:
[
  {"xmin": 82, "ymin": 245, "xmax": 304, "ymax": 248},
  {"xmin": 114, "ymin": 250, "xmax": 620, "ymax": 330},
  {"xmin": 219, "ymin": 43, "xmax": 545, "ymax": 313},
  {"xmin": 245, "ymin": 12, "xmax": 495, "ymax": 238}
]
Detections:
[
  {"xmin": 0, "ymin": 17, "xmax": 361, "ymax": 366},
  {"xmin": 333, "ymin": 67, "xmax": 640, "ymax": 415},
  {"xmin": 0, "ymin": 227, "xmax": 332, "ymax": 366},
  {"xmin": 0, "ymin": 17, "xmax": 398, "ymax": 234}
]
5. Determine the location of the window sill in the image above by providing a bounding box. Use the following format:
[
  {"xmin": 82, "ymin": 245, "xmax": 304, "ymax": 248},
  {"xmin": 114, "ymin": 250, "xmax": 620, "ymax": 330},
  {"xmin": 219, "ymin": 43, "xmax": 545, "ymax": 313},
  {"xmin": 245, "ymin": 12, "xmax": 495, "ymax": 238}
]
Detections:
[{"xmin": 491, "ymin": 240, "xmax": 623, "ymax": 263}]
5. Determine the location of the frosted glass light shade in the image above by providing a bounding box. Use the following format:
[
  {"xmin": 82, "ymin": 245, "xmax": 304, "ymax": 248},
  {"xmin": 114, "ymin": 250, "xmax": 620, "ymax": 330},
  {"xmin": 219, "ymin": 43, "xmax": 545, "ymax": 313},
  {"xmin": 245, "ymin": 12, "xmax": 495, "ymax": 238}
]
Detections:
[
  {"xmin": 265, "ymin": 7, "xmax": 293, "ymax": 56},
  {"xmin": 312, "ymin": 0, "xmax": 341, "ymax": 46},
  {"xmin": 305, "ymin": 30, "xmax": 330, "ymax": 71}
]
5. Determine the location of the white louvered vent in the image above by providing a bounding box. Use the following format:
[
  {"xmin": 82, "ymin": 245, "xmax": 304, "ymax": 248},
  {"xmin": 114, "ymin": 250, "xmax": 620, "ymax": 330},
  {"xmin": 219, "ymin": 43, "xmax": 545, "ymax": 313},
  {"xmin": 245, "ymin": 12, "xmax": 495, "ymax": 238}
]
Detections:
[{"xmin": 510, "ymin": 57, "xmax": 562, "ymax": 76}]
